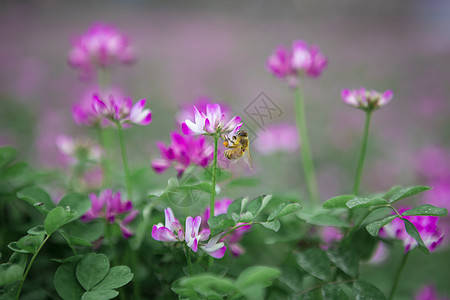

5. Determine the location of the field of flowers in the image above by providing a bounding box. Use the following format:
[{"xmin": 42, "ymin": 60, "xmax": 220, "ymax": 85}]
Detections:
[{"xmin": 1, "ymin": 1, "xmax": 450, "ymax": 299}]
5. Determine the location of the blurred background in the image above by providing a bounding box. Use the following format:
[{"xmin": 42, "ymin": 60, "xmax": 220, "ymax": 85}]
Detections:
[{"xmin": 1, "ymin": 0, "xmax": 450, "ymax": 298}]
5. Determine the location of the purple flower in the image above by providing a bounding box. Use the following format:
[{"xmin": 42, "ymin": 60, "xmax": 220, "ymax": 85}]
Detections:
[
  {"xmin": 82, "ymin": 190, "xmax": 138, "ymax": 239},
  {"xmin": 379, "ymin": 207, "xmax": 444, "ymax": 253},
  {"xmin": 152, "ymin": 208, "xmax": 227, "ymax": 258},
  {"xmin": 68, "ymin": 22, "xmax": 135, "ymax": 77},
  {"xmin": 202, "ymin": 198, "xmax": 251, "ymax": 256},
  {"xmin": 267, "ymin": 40, "xmax": 327, "ymax": 87},
  {"xmin": 181, "ymin": 103, "xmax": 242, "ymax": 136},
  {"xmin": 318, "ymin": 226, "xmax": 344, "ymax": 250},
  {"xmin": 254, "ymin": 123, "xmax": 299, "ymax": 155},
  {"xmin": 151, "ymin": 131, "xmax": 214, "ymax": 176},
  {"xmin": 176, "ymin": 97, "xmax": 231, "ymax": 126},
  {"xmin": 92, "ymin": 93, "xmax": 152, "ymax": 126},
  {"xmin": 415, "ymin": 285, "xmax": 450, "ymax": 300},
  {"xmin": 415, "ymin": 145, "xmax": 450, "ymax": 181},
  {"xmin": 341, "ymin": 88, "xmax": 393, "ymax": 111},
  {"xmin": 55, "ymin": 134, "xmax": 102, "ymax": 165}
]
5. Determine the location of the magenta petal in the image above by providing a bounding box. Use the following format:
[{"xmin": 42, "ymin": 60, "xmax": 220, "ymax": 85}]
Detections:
[
  {"xmin": 182, "ymin": 122, "xmax": 193, "ymax": 135},
  {"xmin": 208, "ymin": 245, "xmax": 227, "ymax": 259},
  {"xmin": 151, "ymin": 158, "xmax": 170, "ymax": 173},
  {"xmin": 191, "ymin": 238, "xmax": 198, "ymax": 252},
  {"xmin": 156, "ymin": 227, "xmax": 178, "ymax": 242}
]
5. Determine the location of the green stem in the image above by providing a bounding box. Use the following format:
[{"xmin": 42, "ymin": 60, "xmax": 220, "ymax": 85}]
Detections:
[
  {"xmin": 97, "ymin": 125, "xmax": 110, "ymax": 187},
  {"xmin": 15, "ymin": 234, "xmax": 51, "ymax": 300},
  {"xmin": 352, "ymin": 111, "xmax": 372, "ymax": 195},
  {"xmin": 388, "ymin": 251, "xmax": 410, "ymax": 300},
  {"xmin": 116, "ymin": 122, "xmax": 132, "ymax": 199},
  {"xmin": 210, "ymin": 134, "xmax": 219, "ymax": 218},
  {"xmin": 98, "ymin": 67, "xmax": 110, "ymax": 92},
  {"xmin": 186, "ymin": 246, "xmax": 193, "ymax": 276},
  {"xmin": 294, "ymin": 87, "xmax": 319, "ymax": 203}
]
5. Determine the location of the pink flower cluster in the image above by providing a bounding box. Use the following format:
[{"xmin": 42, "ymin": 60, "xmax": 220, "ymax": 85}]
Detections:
[
  {"xmin": 68, "ymin": 22, "xmax": 135, "ymax": 77},
  {"xmin": 152, "ymin": 208, "xmax": 227, "ymax": 259},
  {"xmin": 182, "ymin": 103, "xmax": 242, "ymax": 136},
  {"xmin": 341, "ymin": 88, "xmax": 393, "ymax": 111},
  {"xmin": 379, "ymin": 207, "xmax": 444, "ymax": 253},
  {"xmin": 151, "ymin": 131, "xmax": 214, "ymax": 176},
  {"xmin": 202, "ymin": 199, "xmax": 251, "ymax": 256},
  {"xmin": 82, "ymin": 190, "xmax": 138, "ymax": 238},
  {"xmin": 267, "ymin": 40, "xmax": 327, "ymax": 87},
  {"xmin": 255, "ymin": 123, "xmax": 300, "ymax": 155},
  {"xmin": 415, "ymin": 285, "xmax": 450, "ymax": 300},
  {"xmin": 55, "ymin": 134, "xmax": 102, "ymax": 165}
]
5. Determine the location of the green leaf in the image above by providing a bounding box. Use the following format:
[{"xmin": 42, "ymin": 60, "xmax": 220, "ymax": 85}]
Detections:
[
  {"xmin": 63, "ymin": 220, "xmax": 105, "ymax": 243},
  {"xmin": 81, "ymin": 290, "xmax": 119, "ymax": 300},
  {"xmin": 238, "ymin": 211, "xmax": 254, "ymax": 223},
  {"xmin": 326, "ymin": 246, "xmax": 359, "ymax": 278},
  {"xmin": 179, "ymin": 274, "xmax": 236, "ymax": 296},
  {"xmin": 208, "ymin": 215, "xmax": 235, "ymax": 235},
  {"xmin": 236, "ymin": 266, "xmax": 281, "ymax": 289},
  {"xmin": 322, "ymin": 284, "xmax": 348, "ymax": 300},
  {"xmin": 402, "ymin": 218, "xmax": 430, "ymax": 254},
  {"xmin": 60, "ymin": 231, "xmax": 93, "ymax": 247},
  {"xmin": 161, "ymin": 177, "xmax": 208, "ymax": 208},
  {"xmin": 92, "ymin": 266, "xmax": 133, "ymax": 290},
  {"xmin": 323, "ymin": 195, "xmax": 355, "ymax": 209},
  {"xmin": 247, "ymin": 195, "xmax": 272, "ymax": 218},
  {"xmin": 402, "ymin": 204, "xmax": 448, "ymax": 217},
  {"xmin": 346, "ymin": 197, "xmax": 386, "ymax": 209},
  {"xmin": 226, "ymin": 177, "xmax": 261, "ymax": 187},
  {"xmin": 8, "ymin": 234, "xmax": 44, "ymax": 254},
  {"xmin": 27, "ymin": 225, "xmax": 46, "ymax": 236},
  {"xmin": 59, "ymin": 193, "xmax": 91, "ymax": 221},
  {"xmin": 308, "ymin": 214, "xmax": 349, "ymax": 228},
  {"xmin": 227, "ymin": 198, "xmax": 243, "ymax": 219},
  {"xmin": 294, "ymin": 249, "xmax": 331, "ymax": 281},
  {"xmin": 44, "ymin": 206, "xmax": 77, "ymax": 235},
  {"xmin": 0, "ymin": 146, "xmax": 18, "ymax": 169},
  {"xmin": 352, "ymin": 281, "xmax": 386, "ymax": 300},
  {"xmin": 268, "ymin": 202, "xmax": 301, "ymax": 221},
  {"xmin": 76, "ymin": 253, "xmax": 110, "ymax": 291},
  {"xmin": 366, "ymin": 215, "xmax": 397, "ymax": 236},
  {"xmin": 179, "ymin": 182, "xmax": 212, "ymax": 194},
  {"xmin": 54, "ymin": 262, "xmax": 85, "ymax": 300},
  {"xmin": 0, "ymin": 263, "xmax": 23, "ymax": 286},
  {"xmin": 261, "ymin": 220, "xmax": 281, "ymax": 232},
  {"xmin": 9, "ymin": 253, "xmax": 27, "ymax": 270},
  {"xmin": 388, "ymin": 186, "xmax": 431, "ymax": 204},
  {"xmin": 17, "ymin": 186, "xmax": 54, "ymax": 213},
  {"xmin": 383, "ymin": 185, "xmax": 402, "ymax": 200}
]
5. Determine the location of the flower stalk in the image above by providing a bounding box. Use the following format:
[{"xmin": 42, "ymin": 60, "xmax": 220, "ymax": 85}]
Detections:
[
  {"xmin": 388, "ymin": 251, "xmax": 410, "ymax": 300},
  {"xmin": 352, "ymin": 110, "xmax": 372, "ymax": 195},
  {"xmin": 116, "ymin": 122, "xmax": 132, "ymax": 198},
  {"xmin": 210, "ymin": 134, "xmax": 219, "ymax": 218},
  {"xmin": 294, "ymin": 86, "xmax": 319, "ymax": 203}
]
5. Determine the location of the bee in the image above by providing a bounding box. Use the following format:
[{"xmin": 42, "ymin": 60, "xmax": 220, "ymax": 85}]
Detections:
[{"xmin": 222, "ymin": 130, "xmax": 253, "ymax": 170}]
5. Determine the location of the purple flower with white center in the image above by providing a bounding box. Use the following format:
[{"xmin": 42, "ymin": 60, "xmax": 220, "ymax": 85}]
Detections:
[
  {"xmin": 82, "ymin": 189, "xmax": 138, "ymax": 239},
  {"xmin": 267, "ymin": 40, "xmax": 327, "ymax": 87},
  {"xmin": 176, "ymin": 97, "xmax": 231, "ymax": 126},
  {"xmin": 151, "ymin": 131, "xmax": 214, "ymax": 176},
  {"xmin": 415, "ymin": 285, "xmax": 450, "ymax": 300},
  {"xmin": 254, "ymin": 123, "xmax": 300, "ymax": 155},
  {"xmin": 202, "ymin": 198, "xmax": 251, "ymax": 256},
  {"xmin": 181, "ymin": 103, "xmax": 242, "ymax": 136},
  {"xmin": 152, "ymin": 208, "xmax": 227, "ymax": 258},
  {"xmin": 55, "ymin": 134, "xmax": 102, "ymax": 165},
  {"xmin": 341, "ymin": 88, "xmax": 393, "ymax": 111},
  {"xmin": 379, "ymin": 207, "xmax": 444, "ymax": 253},
  {"xmin": 92, "ymin": 93, "xmax": 152, "ymax": 126},
  {"xmin": 68, "ymin": 22, "xmax": 135, "ymax": 77}
]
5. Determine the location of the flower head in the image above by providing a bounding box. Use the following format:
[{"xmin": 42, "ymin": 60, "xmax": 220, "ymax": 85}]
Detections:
[
  {"xmin": 254, "ymin": 122, "xmax": 299, "ymax": 155},
  {"xmin": 92, "ymin": 93, "xmax": 152, "ymax": 126},
  {"xmin": 181, "ymin": 103, "xmax": 241, "ymax": 136},
  {"xmin": 267, "ymin": 40, "xmax": 327, "ymax": 87},
  {"xmin": 341, "ymin": 88, "xmax": 393, "ymax": 111},
  {"xmin": 68, "ymin": 22, "xmax": 135, "ymax": 77},
  {"xmin": 202, "ymin": 198, "xmax": 251, "ymax": 256},
  {"xmin": 176, "ymin": 97, "xmax": 231, "ymax": 126},
  {"xmin": 82, "ymin": 190, "xmax": 138, "ymax": 238},
  {"xmin": 152, "ymin": 208, "xmax": 227, "ymax": 258},
  {"xmin": 151, "ymin": 131, "xmax": 214, "ymax": 176},
  {"xmin": 379, "ymin": 207, "xmax": 444, "ymax": 253},
  {"xmin": 318, "ymin": 226, "xmax": 343, "ymax": 250},
  {"xmin": 55, "ymin": 134, "xmax": 102, "ymax": 165}
]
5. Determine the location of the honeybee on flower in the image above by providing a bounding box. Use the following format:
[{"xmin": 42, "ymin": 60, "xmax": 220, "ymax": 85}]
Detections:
[{"xmin": 222, "ymin": 129, "xmax": 253, "ymax": 171}]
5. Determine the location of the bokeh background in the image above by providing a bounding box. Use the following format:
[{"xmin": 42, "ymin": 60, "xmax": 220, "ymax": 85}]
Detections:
[{"xmin": 1, "ymin": 1, "xmax": 450, "ymax": 299}]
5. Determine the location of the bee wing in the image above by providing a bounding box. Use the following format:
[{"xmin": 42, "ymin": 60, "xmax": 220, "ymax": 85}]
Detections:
[{"xmin": 243, "ymin": 147, "xmax": 253, "ymax": 171}]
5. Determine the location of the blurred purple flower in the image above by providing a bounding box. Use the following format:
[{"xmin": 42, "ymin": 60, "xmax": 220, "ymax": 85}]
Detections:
[
  {"xmin": 318, "ymin": 226, "xmax": 343, "ymax": 250},
  {"xmin": 379, "ymin": 207, "xmax": 444, "ymax": 253},
  {"xmin": 415, "ymin": 285, "xmax": 450, "ymax": 300},
  {"xmin": 254, "ymin": 122, "xmax": 299, "ymax": 155},
  {"xmin": 152, "ymin": 208, "xmax": 227, "ymax": 258},
  {"xmin": 68, "ymin": 22, "xmax": 135, "ymax": 77},
  {"xmin": 151, "ymin": 131, "xmax": 214, "ymax": 176},
  {"xmin": 82, "ymin": 189, "xmax": 138, "ymax": 239},
  {"xmin": 415, "ymin": 145, "xmax": 450, "ymax": 181},
  {"xmin": 176, "ymin": 97, "xmax": 231, "ymax": 126},
  {"xmin": 267, "ymin": 40, "xmax": 327, "ymax": 87},
  {"xmin": 341, "ymin": 88, "xmax": 393, "ymax": 111},
  {"xmin": 182, "ymin": 103, "xmax": 241, "ymax": 136},
  {"xmin": 92, "ymin": 93, "xmax": 152, "ymax": 126},
  {"xmin": 202, "ymin": 198, "xmax": 251, "ymax": 256},
  {"xmin": 55, "ymin": 134, "xmax": 102, "ymax": 165}
]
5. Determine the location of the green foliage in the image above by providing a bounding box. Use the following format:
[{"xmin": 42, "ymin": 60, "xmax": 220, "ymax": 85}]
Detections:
[
  {"xmin": 366, "ymin": 215, "xmax": 397, "ymax": 236},
  {"xmin": 402, "ymin": 219, "xmax": 429, "ymax": 254},
  {"xmin": 402, "ymin": 204, "xmax": 448, "ymax": 217},
  {"xmin": 45, "ymin": 207, "xmax": 78, "ymax": 235},
  {"xmin": 321, "ymin": 284, "xmax": 348, "ymax": 300},
  {"xmin": 55, "ymin": 254, "xmax": 133, "ymax": 300},
  {"xmin": 352, "ymin": 281, "xmax": 386, "ymax": 300},
  {"xmin": 387, "ymin": 186, "xmax": 431, "ymax": 204},
  {"xmin": 294, "ymin": 248, "xmax": 331, "ymax": 281},
  {"xmin": 326, "ymin": 246, "xmax": 359, "ymax": 278},
  {"xmin": 16, "ymin": 186, "xmax": 54, "ymax": 213}
]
